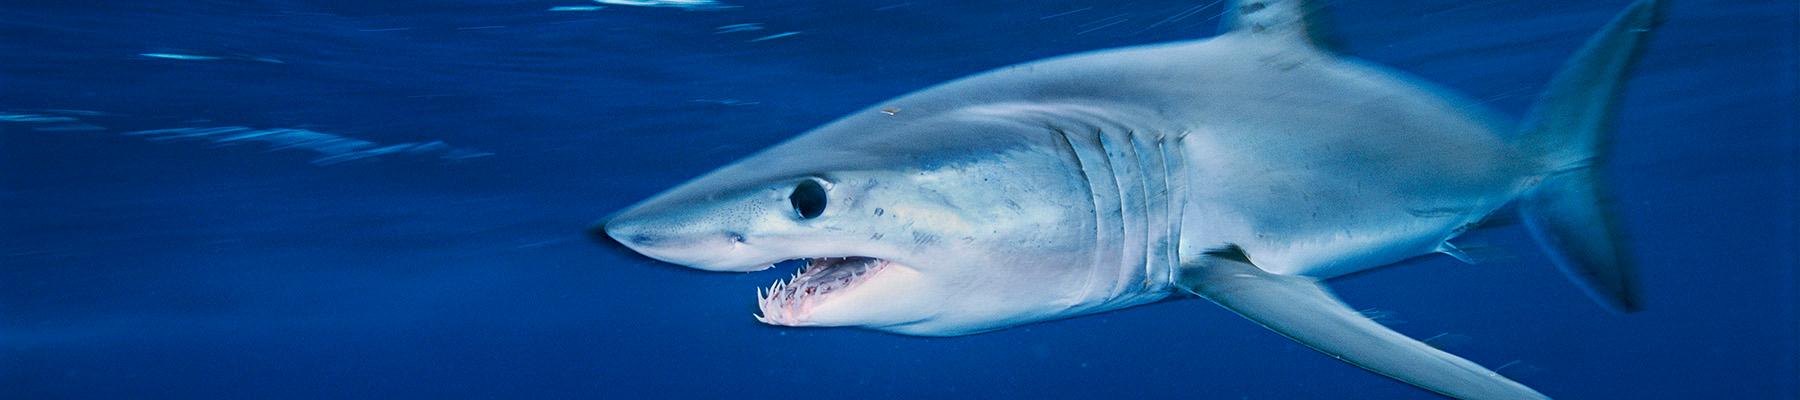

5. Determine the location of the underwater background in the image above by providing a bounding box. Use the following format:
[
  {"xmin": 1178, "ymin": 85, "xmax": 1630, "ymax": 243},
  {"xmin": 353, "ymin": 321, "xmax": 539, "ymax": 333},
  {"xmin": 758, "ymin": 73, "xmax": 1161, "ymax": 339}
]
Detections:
[{"xmin": 2, "ymin": 0, "xmax": 1794, "ymax": 398}]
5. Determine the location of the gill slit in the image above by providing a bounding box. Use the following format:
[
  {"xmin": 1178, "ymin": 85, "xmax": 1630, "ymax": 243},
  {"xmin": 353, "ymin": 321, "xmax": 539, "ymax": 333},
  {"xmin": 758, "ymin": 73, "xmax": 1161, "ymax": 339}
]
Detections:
[
  {"xmin": 1050, "ymin": 117, "xmax": 1185, "ymax": 305},
  {"xmin": 1160, "ymin": 131, "xmax": 1189, "ymax": 289},
  {"xmin": 1101, "ymin": 129, "xmax": 1150, "ymax": 302},
  {"xmin": 1051, "ymin": 127, "xmax": 1106, "ymax": 309},
  {"xmin": 1127, "ymin": 130, "xmax": 1171, "ymax": 291}
]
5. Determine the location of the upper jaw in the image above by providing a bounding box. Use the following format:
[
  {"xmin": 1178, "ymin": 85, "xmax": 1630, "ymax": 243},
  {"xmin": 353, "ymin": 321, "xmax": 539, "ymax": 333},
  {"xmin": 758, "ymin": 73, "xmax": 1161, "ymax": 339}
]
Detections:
[
  {"xmin": 695, "ymin": 253, "xmax": 897, "ymax": 274},
  {"xmin": 648, "ymin": 250, "xmax": 882, "ymax": 274},
  {"xmin": 597, "ymin": 220, "xmax": 906, "ymax": 274}
]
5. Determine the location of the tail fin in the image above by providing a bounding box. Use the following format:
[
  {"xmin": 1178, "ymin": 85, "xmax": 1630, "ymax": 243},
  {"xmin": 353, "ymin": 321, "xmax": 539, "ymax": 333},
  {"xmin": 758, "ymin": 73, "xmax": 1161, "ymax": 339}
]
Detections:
[{"xmin": 1517, "ymin": 0, "xmax": 1662, "ymax": 313}]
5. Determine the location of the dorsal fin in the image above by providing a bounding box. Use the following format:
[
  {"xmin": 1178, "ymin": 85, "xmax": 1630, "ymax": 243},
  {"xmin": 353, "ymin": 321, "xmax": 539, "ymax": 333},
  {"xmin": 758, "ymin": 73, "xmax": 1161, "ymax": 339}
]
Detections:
[{"xmin": 1219, "ymin": 0, "xmax": 1336, "ymax": 50}]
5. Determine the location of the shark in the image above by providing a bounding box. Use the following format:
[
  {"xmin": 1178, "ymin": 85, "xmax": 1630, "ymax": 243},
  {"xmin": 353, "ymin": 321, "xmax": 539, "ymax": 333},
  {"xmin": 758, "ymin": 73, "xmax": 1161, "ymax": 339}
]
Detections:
[{"xmin": 594, "ymin": 0, "xmax": 1662, "ymax": 398}]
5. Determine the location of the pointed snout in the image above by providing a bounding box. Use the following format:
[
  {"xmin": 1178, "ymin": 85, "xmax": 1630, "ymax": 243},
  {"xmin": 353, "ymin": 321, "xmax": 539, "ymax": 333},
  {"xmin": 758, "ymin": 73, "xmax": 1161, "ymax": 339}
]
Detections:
[
  {"xmin": 588, "ymin": 217, "xmax": 668, "ymax": 268},
  {"xmin": 589, "ymin": 213, "xmax": 672, "ymax": 255},
  {"xmin": 585, "ymin": 218, "xmax": 632, "ymax": 251},
  {"xmin": 588, "ymin": 215, "xmax": 689, "ymax": 268},
  {"xmin": 587, "ymin": 208, "xmax": 773, "ymax": 272}
]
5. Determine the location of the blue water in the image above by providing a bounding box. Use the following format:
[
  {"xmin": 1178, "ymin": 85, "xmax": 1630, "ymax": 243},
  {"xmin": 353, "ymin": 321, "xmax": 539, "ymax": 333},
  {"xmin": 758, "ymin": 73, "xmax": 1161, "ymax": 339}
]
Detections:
[{"xmin": 3, "ymin": 1, "xmax": 1794, "ymax": 398}]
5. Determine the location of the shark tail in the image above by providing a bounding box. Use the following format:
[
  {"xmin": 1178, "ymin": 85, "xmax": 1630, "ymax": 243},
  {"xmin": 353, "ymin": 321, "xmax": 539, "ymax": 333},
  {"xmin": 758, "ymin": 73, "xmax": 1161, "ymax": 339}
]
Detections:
[{"xmin": 1516, "ymin": 0, "xmax": 1663, "ymax": 313}]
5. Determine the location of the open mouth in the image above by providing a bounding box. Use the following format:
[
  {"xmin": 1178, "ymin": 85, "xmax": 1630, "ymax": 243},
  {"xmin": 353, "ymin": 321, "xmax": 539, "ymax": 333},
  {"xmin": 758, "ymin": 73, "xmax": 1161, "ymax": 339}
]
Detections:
[{"xmin": 755, "ymin": 256, "xmax": 889, "ymax": 325}]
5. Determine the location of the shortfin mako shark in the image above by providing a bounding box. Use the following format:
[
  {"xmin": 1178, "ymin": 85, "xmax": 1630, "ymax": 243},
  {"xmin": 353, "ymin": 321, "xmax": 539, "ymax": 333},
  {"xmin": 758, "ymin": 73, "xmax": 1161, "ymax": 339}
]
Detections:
[{"xmin": 595, "ymin": 0, "xmax": 1662, "ymax": 398}]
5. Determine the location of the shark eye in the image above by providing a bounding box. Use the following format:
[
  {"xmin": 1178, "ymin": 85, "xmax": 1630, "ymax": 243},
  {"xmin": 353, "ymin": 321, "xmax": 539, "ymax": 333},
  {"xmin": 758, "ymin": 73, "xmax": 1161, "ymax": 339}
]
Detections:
[{"xmin": 789, "ymin": 179, "xmax": 827, "ymax": 219}]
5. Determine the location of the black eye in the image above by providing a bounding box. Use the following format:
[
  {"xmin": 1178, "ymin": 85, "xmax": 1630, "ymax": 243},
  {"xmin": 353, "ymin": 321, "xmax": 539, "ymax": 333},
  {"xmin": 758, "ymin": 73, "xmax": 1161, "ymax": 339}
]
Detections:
[{"xmin": 789, "ymin": 179, "xmax": 827, "ymax": 219}]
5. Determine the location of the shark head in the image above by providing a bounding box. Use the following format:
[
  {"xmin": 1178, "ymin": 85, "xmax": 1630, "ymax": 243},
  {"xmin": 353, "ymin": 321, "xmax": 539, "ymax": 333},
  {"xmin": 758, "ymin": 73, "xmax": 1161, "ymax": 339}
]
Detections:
[{"xmin": 598, "ymin": 103, "xmax": 1175, "ymax": 336}]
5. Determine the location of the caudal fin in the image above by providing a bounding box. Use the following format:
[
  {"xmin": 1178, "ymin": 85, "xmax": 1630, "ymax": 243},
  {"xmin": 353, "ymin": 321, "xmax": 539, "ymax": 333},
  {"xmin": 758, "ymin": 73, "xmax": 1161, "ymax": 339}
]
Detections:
[{"xmin": 1517, "ymin": 0, "xmax": 1663, "ymax": 313}]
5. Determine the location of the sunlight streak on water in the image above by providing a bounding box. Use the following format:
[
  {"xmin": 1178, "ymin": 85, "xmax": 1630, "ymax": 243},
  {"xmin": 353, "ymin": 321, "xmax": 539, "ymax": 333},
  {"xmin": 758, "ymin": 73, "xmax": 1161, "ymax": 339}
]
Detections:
[
  {"xmin": 1, "ymin": 111, "xmax": 491, "ymax": 166},
  {"xmin": 591, "ymin": 0, "xmax": 736, "ymax": 11},
  {"xmin": 125, "ymin": 126, "xmax": 494, "ymax": 165}
]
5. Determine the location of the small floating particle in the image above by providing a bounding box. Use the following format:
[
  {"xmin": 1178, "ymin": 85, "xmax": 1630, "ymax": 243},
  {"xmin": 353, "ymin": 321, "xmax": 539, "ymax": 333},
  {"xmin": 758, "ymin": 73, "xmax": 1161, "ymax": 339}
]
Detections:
[
  {"xmin": 32, "ymin": 124, "xmax": 107, "ymax": 132},
  {"xmin": 748, "ymin": 31, "xmax": 800, "ymax": 42},
  {"xmin": 715, "ymin": 23, "xmax": 764, "ymax": 34},
  {"xmin": 1075, "ymin": 14, "xmax": 1131, "ymax": 35},
  {"xmin": 594, "ymin": 0, "xmax": 735, "ymax": 10},
  {"xmin": 38, "ymin": 109, "xmax": 110, "ymax": 117},
  {"xmin": 139, "ymin": 53, "xmax": 220, "ymax": 61},
  {"xmin": 1039, "ymin": 7, "xmax": 1092, "ymax": 20},
  {"xmin": 692, "ymin": 99, "xmax": 760, "ymax": 106},
  {"xmin": 440, "ymin": 149, "xmax": 496, "ymax": 160},
  {"xmin": 0, "ymin": 113, "xmax": 78, "ymax": 123}
]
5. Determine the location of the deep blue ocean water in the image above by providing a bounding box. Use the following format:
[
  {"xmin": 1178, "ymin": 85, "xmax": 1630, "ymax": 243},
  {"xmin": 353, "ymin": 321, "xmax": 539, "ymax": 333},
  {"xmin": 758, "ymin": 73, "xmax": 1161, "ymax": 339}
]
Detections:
[{"xmin": 2, "ymin": 0, "xmax": 1795, "ymax": 398}]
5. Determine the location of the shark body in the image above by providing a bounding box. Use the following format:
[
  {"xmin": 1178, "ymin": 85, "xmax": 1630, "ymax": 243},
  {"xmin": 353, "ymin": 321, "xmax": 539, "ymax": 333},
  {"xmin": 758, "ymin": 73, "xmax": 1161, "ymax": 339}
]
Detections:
[{"xmin": 599, "ymin": 1, "xmax": 1661, "ymax": 398}]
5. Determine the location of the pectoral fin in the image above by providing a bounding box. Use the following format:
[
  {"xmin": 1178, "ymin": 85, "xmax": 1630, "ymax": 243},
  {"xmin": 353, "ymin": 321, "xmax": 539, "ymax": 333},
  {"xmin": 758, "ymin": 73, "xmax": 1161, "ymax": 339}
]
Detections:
[{"xmin": 1180, "ymin": 247, "xmax": 1548, "ymax": 400}]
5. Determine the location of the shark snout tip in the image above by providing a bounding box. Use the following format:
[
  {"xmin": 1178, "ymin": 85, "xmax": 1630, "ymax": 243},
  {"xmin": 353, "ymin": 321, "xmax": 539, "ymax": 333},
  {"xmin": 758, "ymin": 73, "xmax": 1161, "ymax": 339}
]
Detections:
[{"xmin": 587, "ymin": 218, "xmax": 641, "ymax": 254}]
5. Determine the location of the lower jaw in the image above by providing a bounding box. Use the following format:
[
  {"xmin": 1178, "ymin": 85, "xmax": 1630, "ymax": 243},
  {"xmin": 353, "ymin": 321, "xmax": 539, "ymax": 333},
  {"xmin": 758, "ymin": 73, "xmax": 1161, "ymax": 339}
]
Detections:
[{"xmin": 754, "ymin": 257, "xmax": 888, "ymax": 326}]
